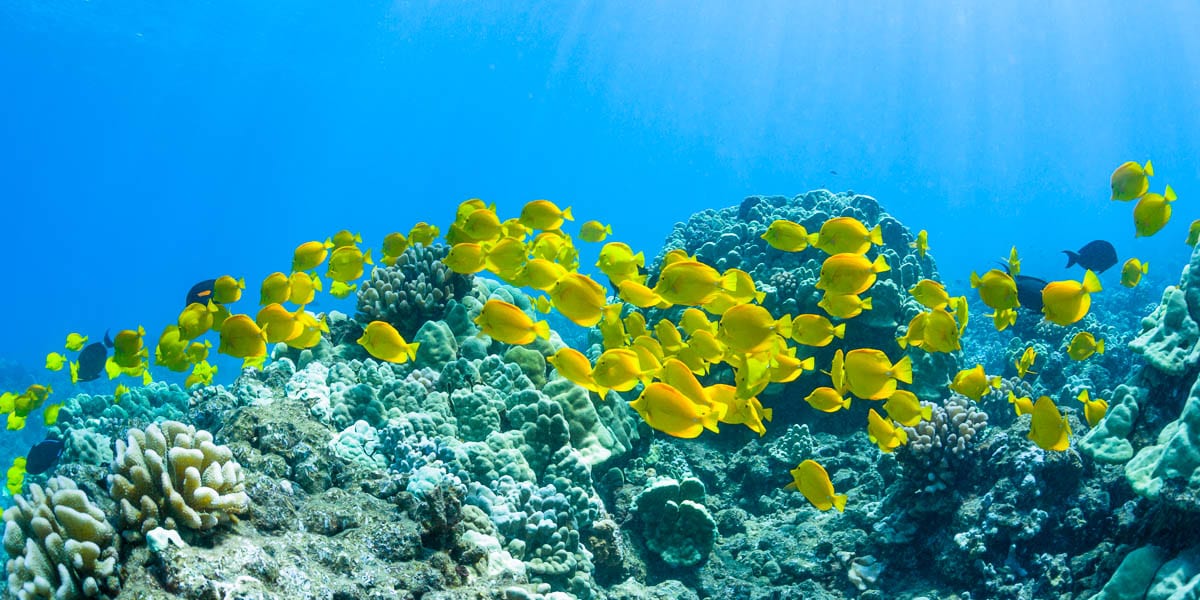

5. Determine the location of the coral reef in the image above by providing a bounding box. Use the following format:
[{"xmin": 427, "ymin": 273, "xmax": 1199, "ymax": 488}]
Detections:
[{"xmin": 356, "ymin": 243, "xmax": 475, "ymax": 339}]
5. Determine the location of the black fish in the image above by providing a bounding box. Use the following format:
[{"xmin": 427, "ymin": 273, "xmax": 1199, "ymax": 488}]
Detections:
[
  {"xmin": 1015, "ymin": 275, "xmax": 1048, "ymax": 313},
  {"xmin": 75, "ymin": 341, "xmax": 108, "ymax": 382},
  {"xmin": 186, "ymin": 279, "xmax": 217, "ymax": 306},
  {"xmin": 1063, "ymin": 240, "xmax": 1117, "ymax": 273},
  {"xmin": 25, "ymin": 438, "xmax": 64, "ymax": 475}
]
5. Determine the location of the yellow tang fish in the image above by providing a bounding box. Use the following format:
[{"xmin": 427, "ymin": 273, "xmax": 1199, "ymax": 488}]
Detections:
[
  {"xmin": 547, "ymin": 348, "xmax": 604, "ymax": 396},
  {"xmin": 705, "ymin": 383, "xmax": 770, "ymax": 436},
  {"xmin": 6, "ymin": 457, "xmax": 26, "ymax": 495},
  {"xmin": 844, "ymin": 349, "xmax": 912, "ymax": 400},
  {"xmin": 579, "ymin": 220, "xmax": 612, "ymax": 243},
  {"xmin": 1067, "ymin": 332, "xmax": 1104, "ymax": 361},
  {"xmin": 184, "ymin": 339, "xmax": 211, "ymax": 365},
  {"xmin": 459, "ymin": 206, "xmax": 503, "ymax": 242},
  {"xmin": 45, "ymin": 353, "xmax": 66, "ymax": 372},
  {"xmin": 624, "ymin": 311, "xmax": 649, "ymax": 339},
  {"xmin": 327, "ymin": 246, "xmax": 374, "ymax": 282},
  {"xmin": 153, "ymin": 326, "xmax": 190, "ymax": 372},
  {"xmin": 619, "ymin": 280, "xmax": 669, "ymax": 309},
  {"xmin": 260, "ymin": 272, "xmax": 291, "ymax": 306},
  {"xmin": 826, "ymin": 349, "xmax": 848, "ymax": 394},
  {"xmin": 717, "ymin": 304, "xmax": 792, "ymax": 354},
  {"xmin": 661, "ymin": 248, "xmax": 697, "ymax": 266},
  {"xmin": 286, "ymin": 310, "xmax": 328, "ymax": 349},
  {"xmin": 111, "ymin": 326, "xmax": 147, "ymax": 369},
  {"xmin": 970, "ymin": 269, "xmax": 1019, "ymax": 311},
  {"xmin": 475, "ymin": 299, "xmax": 551, "ymax": 346},
  {"xmin": 218, "ymin": 315, "xmax": 268, "ymax": 362},
  {"xmin": 212, "ymin": 275, "xmax": 245, "ymax": 304},
  {"xmin": 653, "ymin": 261, "xmax": 733, "ymax": 306},
  {"xmin": 908, "ymin": 279, "xmax": 951, "ymax": 310},
  {"xmin": 185, "ymin": 361, "xmax": 217, "ymax": 388},
  {"xmin": 380, "ymin": 232, "xmax": 409, "ymax": 265},
  {"xmin": 629, "ymin": 382, "xmax": 722, "ymax": 438},
  {"xmin": 816, "ymin": 253, "xmax": 890, "ymax": 296},
  {"xmin": 922, "ymin": 310, "xmax": 962, "ymax": 352},
  {"xmin": 597, "ymin": 242, "xmax": 645, "ymax": 278},
  {"xmin": 807, "ymin": 217, "xmax": 883, "ymax": 255},
  {"xmin": 442, "ymin": 243, "xmax": 487, "ymax": 274},
  {"xmin": 1110, "ymin": 159, "xmax": 1153, "ymax": 201},
  {"xmin": 256, "ymin": 304, "xmax": 302, "ymax": 343},
  {"xmin": 761, "ymin": 219, "xmax": 810, "ymax": 252},
  {"xmin": 484, "ymin": 237, "xmax": 529, "ymax": 275},
  {"xmin": 329, "ymin": 281, "xmax": 358, "ymax": 299},
  {"xmin": 1188, "ymin": 220, "xmax": 1200, "ymax": 247},
  {"xmin": 1042, "ymin": 270, "xmax": 1103, "ymax": 326},
  {"xmin": 356, "ymin": 321, "xmax": 420, "ymax": 364},
  {"xmin": 1008, "ymin": 391, "xmax": 1034, "ymax": 416},
  {"xmin": 1028, "ymin": 395, "xmax": 1071, "ymax": 451},
  {"xmin": 598, "ymin": 304, "xmax": 628, "ymax": 350},
  {"xmin": 1007, "ymin": 246, "xmax": 1022, "ymax": 277},
  {"xmin": 1133, "ymin": 185, "xmax": 1177, "ymax": 237},
  {"xmin": 408, "ymin": 222, "xmax": 441, "ymax": 247},
  {"xmin": 519, "ymin": 199, "xmax": 574, "ymax": 231},
  {"xmin": 678, "ymin": 308, "xmax": 716, "ymax": 336},
  {"xmin": 289, "ymin": 272, "xmax": 321, "ymax": 306},
  {"xmin": 817, "ymin": 293, "xmax": 872, "ymax": 319},
  {"xmin": 65, "ymin": 333, "xmax": 88, "ymax": 352},
  {"xmin": 988, "ymin": 308, "xmax": 1018, "ymax": 332},
  {"xmin": 455, "ymin": 198, "xmax": 491, "ymax": 221},
  {"xmin": 591, "ymin": 348, "xmax": 653, "ymax": 393},
  {"xmin": 43, "ymin": 402, "xmax": 62, "ymax": 426},
  {"xmin": 882, "ymin": 390, "xmax": 931, "ymax": 426},
  {"xmin": 177, "ymin": 302, "xmax": 217, "ymax": 340},
  {"xmin": 686, "ymin": 329, "xmax": 726, "ymax": 363},
  {"xmin": 326, "ymin": 230, "xmax": 361, "ymax": 249},
  {"xmin": 653, "ymin": 318, "xmax": 686, "ymax": 353},
  {"xmin": 867, "ymin": 408, "xmax": 909, "ymax": 453},
  {"xmin": 1120, "ymin": 258, "xmax": 1148, "ymax": 288},
  {"xmin": 790, "ymin": 314, "xmax": 845, "ymax": 347},
  {"xmin": 292, "ymin": 240, "xmax": 333, "ymax": 272},
  {"xmin": 768, "ymin": 348, "xmax": 814, "ymax": 384},
  {"xmin": 516, "ymin": 258, "xmax": 568, "ymax": 292},
  {"xmin": 909, "ymin": 229, "xmax": 929, "ymax": 259},
  {"xmin": 550, "ymin": 273, "xmax": 608, "ymax": 327},
  {"xmin": 1015, "ymin": 346, "xmax": 1038, "ymax": 378},
  {"xmin": 896, "ymin": 312, "xmax": 928, "ymax": 350},
  {"xmin": 722, "ymin": 268, "xmax": 765, "ymax": 304},
  {"xmin": 804, "ymin": 387, "xmax": 851, "ymax": 413},
  {"xmin": 949, "ymin": 364, "xmax": 1001, "ymax": 400},
  {"xmin": 1077, "ymin": 389, "xmax": 1109, "ymax": 427},
  {"xmin": 785, "ymin": 459, "xmax": 847, "ymax": 512}
]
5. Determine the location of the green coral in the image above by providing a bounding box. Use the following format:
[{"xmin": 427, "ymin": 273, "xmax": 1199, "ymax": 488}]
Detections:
[
  {"xmin": 1130, "ymin": 286, "xmax": 1200, "ymax": 376},
  {"xmin": 632, "ymin": 477, "xmax": 717, "ymax": 568}
]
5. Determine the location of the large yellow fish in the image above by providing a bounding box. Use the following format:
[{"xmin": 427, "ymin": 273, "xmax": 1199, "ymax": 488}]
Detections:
[
  {"xmin": 1042, "ymin": 270, "xmax": 1103, "ymax": 326},
  {"xmin": 785, "ymin": 460, "xmax": 847, "ymax": 512},
  {"xmin": 1110, "ymin": 160, "xmax": 1153, "ymax": 201},
  {"xmin": 1133, "ymin": 185, "xmax": 1177, "ymax": 237},
  {"xmin": 882, "ymin": 390, "xmax": 931, "ymax": 426},
  {"xmin": 326, "ymin": 246, "xmax": 374, "ymax": 282},
  {"xmin": 550, "ymin": 273, "xmax": 608, "ymax": 327},
  {"xmin": 808, "ymin": 217, "xmax": 883, "ymax": 255},
  {"xmin": 970, "ymin": 270, "xmax": 1019, "ymax": 311},
  {"xmin": 519, "ymin": 199, "xmax": 574, "ymax": 231},
  {"xmin": 816, "ymin": 253, "xmax": 890, "ymax": 296},
  {"xmin": 1028, "ymin": 396, "xmax": 1070, "ymax": 451},
  {"xmin": 629, "ymin": 382, "xmax": 722, "ymax": 439},
  {"xmin": 1077, "ymin": 389, "xmax": 1108, "ymax": 427},
  {"xmin": 442, "ymin": 243, "xmax": 487, "ymax": 274},
  {"xmin": 949, "ymin": 364, "xmax": 1000, "ymax": 400},
  {"xmin": 1066, "ymin": 332, "xmax": 1104, "ymax": 361},
  {"xmin": 111, "ymin": 326, "xmax": 147, "ymax": 369},
  {"xmin": 475, "ymin": 299, "xmax": 551, "ymax": 345},
  {"xmin": 867, "ymin": 408, "xmax": 908, "ymax": 453},
  {"xmin": 218, "ymin": 315, "xmax": 268, "ymax": 364},
  {"xmin": 177, "ymin": 302, "xmax": 218, "ymax": 339},
  {"xmin": 653, "ymin": 261, "xmax": 732, "ymax": 306},
  {"xmin": 761, "ymin": 220, "xmax": 810, "ymax": 252},
  {"xmin": 260, "ymin": 272, "xmax": 291, "ymax": 306},
  {"xmin": 717, "ymin": 304, "xmax": 792, "ymax": 354},
  {"xmin": 843, "ymin": 349, "xmax": 912, "ymax": 400},
  {"xmin": 289, "ymin": 272, "xmax": 321, "ymax": 306},
  {"xmin": 292, "ymin": 240, "xmax": 333, "ymax": 272},
  {"xmin": 1120, "ymin": 258, "xmax": 1148, "ymax": 288},
  {"xmin": 256, "ymin": 304, "xmax": 302, "ymax": 344},
  {"xmin": 789, "ymin": 314, "xmax": 845, "ymax": 347},
  {"xmin": 357, "ymin": 321, "xmax": 420, "ymax": 364},
  {"xmin": 153, "ymin": 326, "xmax": 190, "ymax": 372}
]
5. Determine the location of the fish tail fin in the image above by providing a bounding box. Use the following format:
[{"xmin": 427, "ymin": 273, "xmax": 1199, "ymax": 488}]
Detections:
[
  {"xmin": 833, "ymin": 323, "xmax": 846, "ymax": 339},
  {"xmin": 1166, "ymin": 185, "xmax": 1177, "ymax": 202},
  {"xmin": 970, "ymin": 271, "xmax": 981, "ymax": 288},
  {"xmin": 1083, "ymin": 269, "xmax": 1103, "ymax": 293},
  {"xmin": 896, "ymin": 335, "xmax": 908, "ymax": 349},
  {"xmin": 921, "ymin": 404, "xmax": 933, "ymax": 421},
  {"xmin": 861, "ymin": 296, "xmax": 873, "ymax": 311},
  {"xmin": 1142, "ymin": 261, "xmax": 1150, "ymax": 274},
  {"xmin": 604, "ymin": 224, "xmax": 613, "ymax": 235},
  {"xmin": 784, "ymin": 481, "xmax": 797, "ymax": 492},
  {"xmin": 807, "ymin": 232, "xmax": 821, "ymax": 247},
  {"xmin": 1145, "ymin": 160, "xmax": 1154, "ymax": 177},
  {"xmin": 701, "ymin": 407, "xmax": 721, "ymax": 434},
  {"xmin": 833, "ymin": 494, "xmax": 848, "ymax": 513},
  {"xmin": 872, "ymin": 254, "xmax": 890, "ymax": 273},
  {"xmin": 364, "ymin": 248, "xmax": 374, "ymax": 266},
  {"xmin": 406, "ymin": 342, "xmax": 420, "ymax": 362},
  {"xmin": 892, "ymin": 356, "xmax": 913, "ymax": 384},
  {"xmin": 762, "ymin": 407, "xmax": 774, "ymax": 422},
  {"xmin": 1063, "ymin": 250, "xmax": 1079, "ymax": 269},
  {"xmin": 842, "ymin": 396, "xmax": 852, "ymax": 410},
  {"xmin": 562, "ymin": 206, "xmax": 574, "ymax": 221},
  {"xmin": 869, "ymin": 224, "xmax": 883, "ymax": 246},
  {"xmin": 777, "ymin": 314, "xmax": 793, "ymax": 338},
  {"xmin": 534, "ymin": 320, "xmax": 551, "ymax": 340},
  {"xmin": 1097, "ymin": 339, "xmax": 1105, "ymax": 354},
  {"xmin": 990, "ymin": 376, "xmax": 1002, "ymax": 389}
]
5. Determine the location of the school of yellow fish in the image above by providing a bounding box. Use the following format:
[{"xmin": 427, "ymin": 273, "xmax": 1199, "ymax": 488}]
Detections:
[{"xmin": 0, "ymin": 160, "xmax": 1185, "ymax": 510}]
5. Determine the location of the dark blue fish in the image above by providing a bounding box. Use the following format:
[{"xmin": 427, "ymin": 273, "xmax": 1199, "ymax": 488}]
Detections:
[
  {"xmin": 75, "ymin": 341, "xmax": 108, "ymax": 382},
  {"xmin": 186, "ymin": 279, "xmax": 217, "ymax": 306},
  {"xmin": 1063, "ymin": 240, "xmax": 1117, "ymax": 273},
  {"xmin": 25, "ymin": 438, "xmax": 64, "ymax": 475},
  {"xmin": 1016, "ymin": 275, "xmax": 1048, "ymax": 313}
]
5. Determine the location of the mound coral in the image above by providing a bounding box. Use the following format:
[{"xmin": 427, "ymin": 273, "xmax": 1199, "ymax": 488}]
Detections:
[{"xmin": 356, "ymin": 244, "xmax": 475, "ymax": 339}]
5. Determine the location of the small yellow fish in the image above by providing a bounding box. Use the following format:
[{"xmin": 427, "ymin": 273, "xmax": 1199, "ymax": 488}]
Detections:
[
  {"xmin": 867, "ymin": 408, "xmax": 908, "ymax": 453},
  {"xmin": 114, "ymin": 383, "xmax": 130, "ymax": 403},
  {"xmin": 883, "ymin": 390, "xmax": 931, "ymax": 426},
  {"xmin": 65, "ymin": 333, "xmax": 88, "ymax": 352},
  {"xmin": 789, "ymin": 314, "xmax": 846, "ymax": 347},
  {"xmin": 785, "ymin": 459, "xmax": 847, "ymax": 512},
  {"xmin": 547, "ymin": 348, "xmax": 604, "ymax": 396},
  {"xmin": 653, "ymin": 261, "xmax": 732, "ymax": 306},
  {"xmin": 380, "ymin": 232, "xmax": 409, "ymax": 265},
  {"xmin": 357, "ymin": 321, "xmax": 420, "ymax": 364},
  {"xmin": 808, "ymin": 217, "xmax": 883, "ymax": 255},
  {"xmin": 717, "ymin": 304, "xmax": 792, "ymax": 354},
  {"xmin": 6, "ymin": 457, "xmax": 25, "ymax": 495},
  {"xmin": 1110, "ymin": 159, "xmax": 1153, "ymax": 201},
  {"xmin": 408, "ymin": 222, "xmax": 441, "ymax": 247},
  {"xmin": 442, "ymin": 243, "xmax": 487, "ymax": 274},
  {"xmin": 327, "ymin": 246, "xmax": 374, "ymax": 282},
  {"xmin": 256, "ymin": 304, "xmax": 302, "ymax": 343},
  {"xmin": 1188, "ymin": 220, "xmax": 1200, "ymax": 246},
  {"xmin": 618, "ymin": 280, "xmax": 668, "ymax": 309},
  {"xmin": 288, "ymin": 272, "xmax": 320, "ymax": 306},
  {"xmin": 212, "ymin": 275, "xmax": 245, "ymax": 304},
  {"xmin": 597, "ymin": 242, "xmax": 645, "ymax": 280},
  {"xmin": 1077, "ymin": 389, "xmax": 1109, "ymax": 427},
  {"xmin": 1028, "ymin": 395, "xmax": 1070, "ymax": 451},
  {"xmin": 629, "ymin": 382, "xmax": 722, "ymax": 439},
  {"xmin": 1133, "ymin": 185, "xmax": 1177, "ymax": 237},
  {"xmin": 970, "ymin": 270, "xmax": 1019, "ymax": 311},
  {"xmin": 844, "ymin": 349, "xmax": 912, "ymax": 400},
  {"xmin": 908, "ymin": 279, "xmax": 951, "ymax": 310},
  {"xmin": 292, "ymin": 240, "xmax": 333, "ymax": 272},
  {"xmin": 43, "ymin": 402, "xmax": 62, "ymax": 426},
  {"xmin": 761, "ymin": 220, "xmax": 810, "ymax": 252},
  {"xmin": 1067, "ymin": 332, "xmax": 1104, "ymax": 361},
  {"xmin": 217, "ymin": 315, "xmax": 268, "ymax": 362},
  {"xmin": 579, "ymin": 220, "xmax": 612, "ymax": 243},
  {"xmin": 909, "ymin": 229, "xmax": 928, "ymax": 259},
  {"xmin": 1007, "ymin": 246, "xmax": 1022, "ymax": 277},
  {"xmin": 475, "ymin": 299, "xmax": 551, "ymax": 345},
  {"xmin": 706, "ymin": 383, "xmax": 770, "ymax": 436},
  {"xmin": 816, "ymin": 253, "xmax": 890, "ymax": 296},
  {"xmin": 1042, "ymin": 270, "xmax": 1103, "ymax": 326},
  {"xmin": 45, "ymin": 353, "xmax": 66, "ymax": 372},
  {"xmin": 1015, "ymin": 346, "xmax": 1038, "ymax": 378},
  {"xmin": 949, "ymin": 364, "xmax": 1001, "ymax": 400},
  {"xmin": 153, "ymin": 326, "xmax": 191, "ymax": 371},
  {"xmin": 111, "ymin": 326, "xmax": 148, "ymax": 369},
  {"xmin": 515, "ymin": 258, "xmax": 568, "ymax": 291},
  {"xmin": 329, "ymin": 281, "xmax": 358, "ymax": 299},
  {"xmin": 679, "ymin": 308, "xmax": 717, "ymax": 336},
  {"xmin": 804, "ymin": 387, "xmax": 852, "ymax": 413},
  {"xmin": 817, "ymin": 293, "xmax": 872, "ymax": 319},
  {"xmin": 988, "ymin": 308, "xmax": 1018, "ymax": 332},
  {"xmin": 1120, "ymin": 258, "xmax": 1148, "ymax": 288},
  {"xmin": 591, "ymin": 348, "xmax": 653, "ymax": 393},
  {"xmin": 260, "ymin": 272, "xmax": 291, "ymax": 306},
  {"xmin": 286, "ymin": 310, "xmax": 328, "ymax": 349},
  {"xmin": 184, "ymin": 361, "xmax": 217, "ymax": 388},
  {"xmin": 519, "ymin": 199, "xmax": 574, "ymax": 231},
  {"xmin": 1008, "ymin": 391, "xmax": 1034, "ymax": 416},
  {"xmin": 624, "ymin": 312, "xmax": 650, "ymax": 339},
  {"xmin": 550, "ymin": 273, "xmax": 608, "ymax": 327},
  {"xmin": 484, "ymin": 237, "xmax": 529, "ymax": 275},
  {"xmin": 459, "ymin": 206, "xmax": 503, "ymax": 242}
]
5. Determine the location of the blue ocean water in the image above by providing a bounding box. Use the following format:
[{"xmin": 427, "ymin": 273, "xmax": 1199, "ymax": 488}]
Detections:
[{"xmin": 2, "ymin": 2, "xmax": 1199, "ymax": 597}]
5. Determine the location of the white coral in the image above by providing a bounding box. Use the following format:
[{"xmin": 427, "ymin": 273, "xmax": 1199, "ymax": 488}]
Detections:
[{"xmin": 108, "ymin": 420, "xmax": 248, "ymax": 539}]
